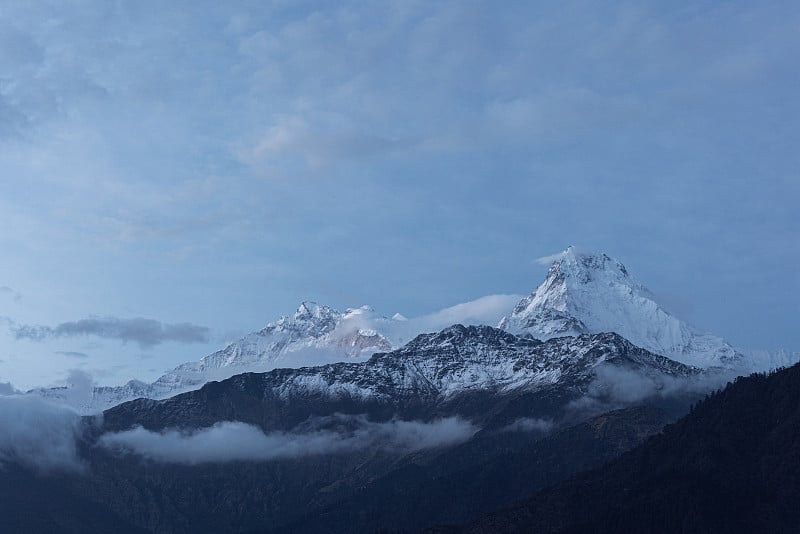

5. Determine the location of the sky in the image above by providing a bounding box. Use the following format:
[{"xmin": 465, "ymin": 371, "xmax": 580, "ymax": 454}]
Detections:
[{"xmin": 0, "ymin": 1, "xmax": 798, "ymax": 390}]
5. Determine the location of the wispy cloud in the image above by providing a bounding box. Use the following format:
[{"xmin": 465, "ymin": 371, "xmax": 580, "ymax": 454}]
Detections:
[
  {"xmin": 502, "ymin": 417, "xmax": 554, "ymax": 434},
  {"xmin": 243, "ymin": 114, "xmax": 410, "ymax": 169},
  {"xmin": 100, "ymin": 415, "xmax": 476, "ymax": 464},
  {"xmin": 54, "ymin": 350, "xmax": 89, "ymax": 359},
  {"xmin": 411, "ymin": 294, "xmax": 524, "ymax": 331},
  {"xmin": 13, "ymin": 317, "xmax": 210, "ymax": 348},
  {"xmin": 0, "ymin": 286, "xmax": 22, "ymax": 302},
  {"xmin": 567, "ymin": 363, "xmax": 735, "ymax": 417},
  {"xmin": 533, "ymin": 251, "xmax": 568, "ymax": 266}
]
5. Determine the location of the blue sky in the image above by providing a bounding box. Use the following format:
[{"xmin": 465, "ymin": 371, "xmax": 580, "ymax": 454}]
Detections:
[{"xmin": 0, "ymin": 1, "xmax": 798, "ymax": 388}]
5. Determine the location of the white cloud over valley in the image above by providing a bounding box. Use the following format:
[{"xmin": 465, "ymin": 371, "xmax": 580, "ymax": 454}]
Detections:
[{"xmin": 99, "ymin": 415, "xmax": 477, "ymax": 464}]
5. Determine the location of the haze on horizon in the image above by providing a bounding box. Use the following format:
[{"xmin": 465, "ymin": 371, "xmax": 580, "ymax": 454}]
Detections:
[{"xmin": 0, "ymin": 1, "xmax": 798, "ymax": 390}]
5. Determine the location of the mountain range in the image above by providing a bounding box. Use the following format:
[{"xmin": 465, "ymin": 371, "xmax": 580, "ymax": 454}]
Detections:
[
  {"xmin": 5, "ymin": 325, "xmax": 701, "ymax": 534},
  {"xmin": 33, "ymin": 247, "xmax": 795, "ymax": 413},
  {"xmin": 2, "ymin": 247, "xmax": 799, "ymax": 533},
  {"xmin": 99, "ymin": 326, "xmax": 697, "ymax": 434}
]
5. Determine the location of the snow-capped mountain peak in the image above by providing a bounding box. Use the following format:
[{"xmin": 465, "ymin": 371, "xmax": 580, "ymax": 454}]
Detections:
[
  {"xmin": 269, "ymin": 301, "xmax": 340, "ymax": 336},
  {"xmin": 499, "ymin": 247, "xmax": 739, "ymax": 368},
  {"xmin": 31, "ymin": 295, "xmax": 524, "ymax": 414},
  {"xmin": 104, "ymin": 326, "xmax": 699, "ymax": 432}
]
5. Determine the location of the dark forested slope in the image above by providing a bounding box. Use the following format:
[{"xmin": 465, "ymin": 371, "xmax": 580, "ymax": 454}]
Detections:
[{"xmin": 451, "ymin": 362, "xmax": 800, "ymax": 534}]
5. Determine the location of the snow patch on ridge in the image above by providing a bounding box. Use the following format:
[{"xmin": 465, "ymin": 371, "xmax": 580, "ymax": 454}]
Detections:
[{"xmin": 36, "ymin": 296, "xmax": 522, "ymax": 413}]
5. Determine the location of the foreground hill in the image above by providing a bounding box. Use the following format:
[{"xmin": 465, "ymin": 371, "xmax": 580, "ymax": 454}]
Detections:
[
  {"xmin": 279, "ymin": 405, "xmax": 673, "ymax": 533},
  {"xmin": 449, "ymin": 361, "xmax": 800, "ymax": 533}
]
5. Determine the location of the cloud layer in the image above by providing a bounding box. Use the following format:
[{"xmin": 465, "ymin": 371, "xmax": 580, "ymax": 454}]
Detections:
[
  {"xmin": 99, "ymin": 415, "xmax": 476, "ymax": 464},
  {"xmin": 567, "ymin": 363, "xmax": 737, "ymax": 417},
  {"xmin": 0, "ymin": 395, "xmax": 84, "ymax": 472},
  {"xmin": 13, "ymin": 317, "xmax": 210, "ymax": 348}
]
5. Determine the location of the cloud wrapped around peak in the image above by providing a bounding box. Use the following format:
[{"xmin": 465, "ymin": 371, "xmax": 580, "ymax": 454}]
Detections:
[
  {"xmin": 13, "ymin": 316, "xmax": 210, "ymax": 348},
  {"xmin": 533, "ymin": 251, "xmax": 569, "ymax": 266}
]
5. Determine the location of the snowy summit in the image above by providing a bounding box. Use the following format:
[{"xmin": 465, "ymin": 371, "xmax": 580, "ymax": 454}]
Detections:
[{"xmin": 499, "ymin": 246, "xmax": 740, "ymax": 368}]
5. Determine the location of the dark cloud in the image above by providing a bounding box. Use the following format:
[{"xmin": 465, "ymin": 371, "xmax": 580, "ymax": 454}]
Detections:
[
  {"xmin": 99, "ymin": 415, "xmax": 477, "ymax": 464},
  {"xmin": 13, "ymin": 317, "xmax": 210, "ymax": 348}
]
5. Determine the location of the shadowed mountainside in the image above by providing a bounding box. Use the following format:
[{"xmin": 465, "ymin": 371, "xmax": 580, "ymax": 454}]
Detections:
[{"xmin": 443, "ymin": 362, "xmax": 800, "ymax": 534}]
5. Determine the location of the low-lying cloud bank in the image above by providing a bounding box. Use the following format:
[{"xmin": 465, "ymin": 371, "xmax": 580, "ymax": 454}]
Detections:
[
  {"xmin": 13, "ymin": 316, "xmax": 210, "ymax": 347},
  {"xmin": 0, "ymin": 395, "xmax": 84, "ymax": 472},
  {"xmin": 568, "ymin": 363, "xmax": 737, "ymax": 415},
  {"xmin": 99, "ymin": 416, "xmax": 477, "ymax": 464}
]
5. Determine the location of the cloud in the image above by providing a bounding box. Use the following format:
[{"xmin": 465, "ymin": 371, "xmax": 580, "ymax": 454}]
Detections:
[
  {"xmin": 13, "ymin": 317, "xmax": 210, "ymax": 348},
  {"xmin": 55, "ymin": 350, "xmax": 89, "ymax": 359},
  {"xmin": 317, "ymin": 294, "xmax": 525, "ymax": 353},
  {"xmin": 0, "ymin": 286, "xmax": 22, "ymax": 302},
  {"xmin": 737, "ymin": 348, "xmax": 800, "ymax": 373},
  {"xmin": 0, "ymin": 394, "xmax": 84, "ymax": 472},
  {"xmin": 411, "ymin": 294, "xmax": 524, "ymax": 332},
  {"xmin": 0, "ymin": 0, "xmax": 796, "ymax": 383},
  {"xmin": 62, "ymin": 369, "xmax": 96, "ymax": 403},
  {"xmin": 242, "ymin": 114, "xmax": 409, "ymax": 170},
  {"xmin": 567, "ymin": 363, "xmax": 736, "ymax": 415},
  {"xmin": 99, "ymin": 415, "xmax": 476, "ymax": 464},
  {"xmin": 483, "ymin": 88, "xmax": 642, "ymax": 144},
  {"xmin": 0, "ymin": 382, "xmax": 20, "ymax": 396},
  {"xmin": 533, "ymin": 251, "xmax": 569, "ymax": 266},
  {"xmin": 502, "ymin": 417, "xmax": 554, "ymax": 434}
]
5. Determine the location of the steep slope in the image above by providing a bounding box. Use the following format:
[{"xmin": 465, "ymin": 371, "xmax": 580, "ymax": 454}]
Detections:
[
  {"xmin": 282, "ymin": 405, "xmax": 674, "ymax": 534},
  {"xmin": 71, "ymin": 327, "xmax": 698, "ymax": 534},
  {"xmin": 0, "ymin": 407, "xmax": 673, "ymax": 534},
  {"xmin": 500, "ymin": 247, "xmax": 740, "ymax": 368},
  {"xmin": 73, "ymin": 303, "xmax": 395, "ymax": 412},
  {"xmin": 140, "ymin": 303, "xmax": 394, "ymax": 394},
  {"xmin": 1, "ymin": 325, "xmax": 708, "ymax": 534},
  {"xmin": 35, "ymin": 297, "xmax": 522, "ymax": 414},
  {"xmin": 101, "ymin": 325, "xmax": 697, "ymax": 433},
  {"xmin": 0, "ymin": 463, "xmax": 146, "ymax": 534},
  {"xmin": 452, "ymin": 361, "xmax": 800, "ymax": 534}
]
